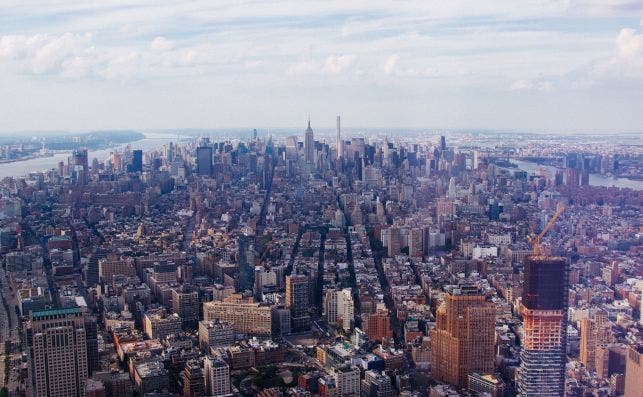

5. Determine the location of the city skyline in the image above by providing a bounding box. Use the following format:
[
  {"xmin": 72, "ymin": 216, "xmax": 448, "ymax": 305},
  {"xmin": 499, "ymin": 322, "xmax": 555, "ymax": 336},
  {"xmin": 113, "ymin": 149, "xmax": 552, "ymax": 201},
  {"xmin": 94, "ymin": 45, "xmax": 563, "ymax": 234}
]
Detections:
[{"xmin": 1, "ymin": 1, "xmax": 643, "ymax": 133}]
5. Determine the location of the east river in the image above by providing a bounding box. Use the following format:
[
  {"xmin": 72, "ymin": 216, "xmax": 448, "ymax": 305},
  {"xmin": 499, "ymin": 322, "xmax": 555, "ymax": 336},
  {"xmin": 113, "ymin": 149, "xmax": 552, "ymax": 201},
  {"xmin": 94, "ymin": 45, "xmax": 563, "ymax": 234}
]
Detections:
[{"xmin": 510, "ymin": 160, "xmax": 643, "ymax": 191}]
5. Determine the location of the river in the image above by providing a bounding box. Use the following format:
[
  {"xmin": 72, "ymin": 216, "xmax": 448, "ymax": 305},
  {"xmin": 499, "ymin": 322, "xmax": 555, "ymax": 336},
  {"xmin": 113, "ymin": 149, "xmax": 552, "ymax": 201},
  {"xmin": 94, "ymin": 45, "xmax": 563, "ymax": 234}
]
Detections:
[
  {"xmin": 510, "ymin": 160, "xmax": 643, "ymax": 191},
  {"xmin": 0, "ymin": 132, "xmax": 182, "ymax": 179}
]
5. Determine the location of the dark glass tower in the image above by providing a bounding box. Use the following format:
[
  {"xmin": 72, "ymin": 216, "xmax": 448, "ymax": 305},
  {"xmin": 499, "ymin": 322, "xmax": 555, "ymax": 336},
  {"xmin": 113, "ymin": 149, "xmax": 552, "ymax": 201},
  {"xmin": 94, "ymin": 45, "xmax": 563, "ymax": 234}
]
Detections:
[
  {"xmin": 129, "ymin": 149, "xmax": 143, "ymax": 172},
  {"xmin": 196, "ymin": 146, "xmax": 213, "ymax": 176}
]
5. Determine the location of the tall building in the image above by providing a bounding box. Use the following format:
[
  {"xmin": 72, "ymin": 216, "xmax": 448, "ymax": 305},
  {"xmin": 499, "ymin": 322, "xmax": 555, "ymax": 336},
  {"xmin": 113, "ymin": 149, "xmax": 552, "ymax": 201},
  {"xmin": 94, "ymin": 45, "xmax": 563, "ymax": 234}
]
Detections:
[
  {"xmin": 182, "ymin": 359, "xmax": 205, "ymax": 397},
  {"xmin": 336, "ymin": 115, "xmax": 343, "ymax": 160},
  {"xmin": 332, "ymin": 365, "xmax": 361, "ymax": 396},
  {"xmin": 304, "ymin": 119, "xmax": 314, "ymax": 164},
  {"xmin": 624, "ymin": 345, "xmax": 642, "ymax": 397},
  {"xmin": 430, "ymin": 285, "xmax": 496, "ymax": 389},
  {"xmin": 199, "ymin": 320, "xmax": 235, "ymax": 350},
  {"xmin": 361, "ymin": 370, "xmax": 393, "ymax": 397},
  {"xmin": 323, "ymin": 288, "xmax": 354, "ymax": 332},
  {"xmin": 286, "ymin": 274, "xmax": 311, "ymax": 332},
  {"xmin": 26, "ymin": 307, "xmax": 89, "ymax": 397},
  {"xmin": 196, "ymin": 146, "xmax": 213, "ymax": 176},
  {"xmin": 172, "ymin": 285, "xmax": 199, "ymax": 325},
  {"xmin": 204, "ymin": 355, "xmax": 231, "ymax": 396},
  {"xmin": 579, "ymin": 309, "xmax": 613, "ymax": 372},
  {"xmin": 408, "ymin": 228, "xmax": 423, "ymax": 258},
  {"xmin": 517, "ymin": 256, "xmax": 568, "ymax": 397},
  {"xmin": 129, "ymin": 149, "xmax": 143, "ymax": 173},
  {"xmin": 362, "ymin": 309, "xmax": 393, "ymax": 343},
  {"xmin": 387, "ymin": 226, "xmax": 401, "ymax": 257}
]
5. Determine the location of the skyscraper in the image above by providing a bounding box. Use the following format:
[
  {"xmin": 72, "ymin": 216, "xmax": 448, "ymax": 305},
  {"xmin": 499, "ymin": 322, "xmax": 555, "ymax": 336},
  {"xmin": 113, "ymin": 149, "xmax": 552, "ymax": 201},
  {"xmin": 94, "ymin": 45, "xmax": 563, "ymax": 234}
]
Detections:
[
  {"xmin": 304, "ymin": 119, "xmax": 314, "ymax": 164},
  {"xmin": 204, "ymin": 355, "xmax": 231, "ymax": 396},
  {"xmin": 129, "ymin": 149, "xmax": 143, "ymax": 173},
  {"xmin": 580, "ymin": 309, "xmax": 613, "ymax": 372},
  {"xmin": 196, "ymin": 146, "xmax": 213, "ymax": 176},
  {"xmin": 517, "ymin": 256, "xmax": 569, "ymax": 397},
  {"xmin": 430, "ymin": 285, "xmax": 496, "ymax": 389},
  {"xmin": 26, "ymin": 307, "xmax": 89, "ymax": 397},
  {"xmin": 336, "ymin": 115, "xmax": 343, "ymax": 160},
  {"xmin": 286, "ymin": 274, "xmax": 310, "ymax": 332},
  {"xmin": 624, "ymin": 345, "xmax": 642, "ymax": 397}
]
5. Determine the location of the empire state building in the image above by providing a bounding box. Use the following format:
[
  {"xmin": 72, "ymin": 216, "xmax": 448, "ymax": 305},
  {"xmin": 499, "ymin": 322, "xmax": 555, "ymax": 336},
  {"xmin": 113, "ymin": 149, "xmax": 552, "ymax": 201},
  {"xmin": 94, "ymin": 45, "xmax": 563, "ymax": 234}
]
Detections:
[{"xmin": 304, "ymin": 119, "xmax": 314, "ymax": 164}]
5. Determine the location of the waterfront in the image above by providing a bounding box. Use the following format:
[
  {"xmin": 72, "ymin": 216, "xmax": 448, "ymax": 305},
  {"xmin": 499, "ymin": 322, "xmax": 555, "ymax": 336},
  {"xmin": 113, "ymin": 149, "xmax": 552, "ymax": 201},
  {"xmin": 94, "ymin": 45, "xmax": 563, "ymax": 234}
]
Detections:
[
  {"xmin": 0, "ymin": 133, "xmax": 179, "ymax": 179},
  {"xmin": 511, "ymin": 159, "xmax": 643, "ymax": 191}
]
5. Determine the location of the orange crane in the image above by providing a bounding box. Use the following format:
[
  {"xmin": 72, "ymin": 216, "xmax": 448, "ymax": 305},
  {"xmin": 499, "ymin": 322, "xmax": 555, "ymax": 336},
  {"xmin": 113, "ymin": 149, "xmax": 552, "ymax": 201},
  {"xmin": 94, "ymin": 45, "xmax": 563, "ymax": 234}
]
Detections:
[{"xmin": 528, "ymin": 204, "xmax": 565, "ymax": 256}]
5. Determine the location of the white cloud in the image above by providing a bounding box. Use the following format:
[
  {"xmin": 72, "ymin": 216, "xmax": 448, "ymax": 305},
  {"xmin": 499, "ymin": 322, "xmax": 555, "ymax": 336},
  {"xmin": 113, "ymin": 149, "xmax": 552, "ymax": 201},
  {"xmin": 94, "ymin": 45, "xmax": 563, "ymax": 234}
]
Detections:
[
  {"xmin": 321, "ymin": 54, "xmax": 356, "ymax": 75},
  {"xmin": 287, "ymin": 54, "xmax": 356, "ymax": 76},
  {"xmin": 616, "ymin": 28, "xmax": 643, "ymax": 57},
  {"xmin": 150, "ymin": 36, "xmax": 175, "ymax": 52},
  {"xmin": 382, "ymin": 54, "xmax": 398, "ymax": 75},
  {"xmin": 510, "ymin": 78, "xmax": 554, "ymax": 92}
]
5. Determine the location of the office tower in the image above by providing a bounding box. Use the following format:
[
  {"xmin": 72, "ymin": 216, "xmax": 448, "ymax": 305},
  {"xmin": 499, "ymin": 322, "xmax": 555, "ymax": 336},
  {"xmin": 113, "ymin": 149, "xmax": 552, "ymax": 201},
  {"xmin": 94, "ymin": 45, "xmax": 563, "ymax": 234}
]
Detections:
[
  {"xmin": 323, "ymin": 288, "xmax": 354, "ymax": 332},
  {"xmin": 387, "ymin": 226, "xmax": 401, "ymax": 257},
  {"xmin": 26, "ymin": 307, "xmax": 89, "ymax": 397},
  {"xmin": 196, "ymin": 146, "xmax": 213, "ymax": 176},
  {"xmin": 84, "ymin": 315, "xmax": 100, "ymax": 376},
  {"xmin": 199, "ymin": 320, "xmax": 235, "ymax": 350},
  {"xmin": 203, "ymin": 297, "xmax": 272, "ymax": 337},
  {"xmin": 408, "ymin": 228, "xmax": 423, "ymax": 258},
  {"xmin": 472, "ymin": 150, "xmax": 480, "ymax": 170},
  {"xmin": 286, "ymin": 274, "xmax": 311, "ymax": 332},
  {"xmin": 440, "ymin": 135, "xmax": 447, "ymax": 151},
  {"xmin": 129, "ymin": 149, "xmax": 143, "ymax": 173},
  {"xmin": 305, "ymin": 119, "xmax": 314, "ymax": 164},
  {"xmin": 518, "ymin": 256, "xmax": 569, "ymax": 397},
  {"xmin": 362, "ymin": 309, "xmax": 393, "ymax": 343},
  {"xmin": 624, "ymin": 345, "xmax": 642, "ymax": 396},
  {"xmin": 580, "ymin": 309, "xmax": 613, "ymax": 372},
  {"xmin": 430, "ymin": 285, "xmax": 496, "ymax": 389},
  {"xmin": 332, "ymin": 365, "xmax": 361, "ymax": 396},
  {"xmin": 580, "ymin": 169, "xmax": 590, "ymax": 186},
  {"xmin": 447, "ymin": 177, "xmax": 457, "ymax": 199},
  {"xmin": 182, "ymin": 359, "xmax": 205, "ymax": 397},
  {"xmin": 565, "ymin": 167, "xmax": 579, "ymax": 187},
  {"xmin": 70, "ymin": 148, "xmax": 89, "ymax": 186},
  {"xmin": 172, "ymin": 285, "xmax": 199, "ymax": 325},
  {"xmin": 204, "ymin": 355, "xmax": 231, "ymax": 396},
  {"xmin": 336, "ymin": 115, "xmax": 343, "ymax": 159},
  {"xmin": 361, "ymin": 370, "xmax": 393, "ymax": 397}
]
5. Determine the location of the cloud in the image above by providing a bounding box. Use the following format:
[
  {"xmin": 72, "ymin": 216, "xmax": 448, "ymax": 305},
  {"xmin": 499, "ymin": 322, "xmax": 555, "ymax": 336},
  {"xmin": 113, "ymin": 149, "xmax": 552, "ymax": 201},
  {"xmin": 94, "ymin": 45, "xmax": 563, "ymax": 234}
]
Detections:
[
  {"xmin": 510, "ymin": 78, "xmax": 554, "ymax": 92},
  {"xmin": 287, "ymin": 54, "xmax": 356, "ymax": 76},
  {"xmin": 0, "ymin": 32, "xmax": 94, "ymax": 74},
  {"xmin": 321, "ymin": 54, "xmax": 356, "ymax": 75},
  {"xmin": 150, "ymin": 36, "xmax": 175, "ymax": 52},
  {"xmin": 382, "ymin": 54, "xmax": 441, "ymax": 78},
  {"xmin": 616, "ymin": 28, "xmax": 643, "ymax": 57},
  {"xmin": 382, "ymin": 54, "xmax": 398, "ymax": 75},
  {"xmin": 511, "ymin": 26, "xmax": 643, "ymax": 91}
]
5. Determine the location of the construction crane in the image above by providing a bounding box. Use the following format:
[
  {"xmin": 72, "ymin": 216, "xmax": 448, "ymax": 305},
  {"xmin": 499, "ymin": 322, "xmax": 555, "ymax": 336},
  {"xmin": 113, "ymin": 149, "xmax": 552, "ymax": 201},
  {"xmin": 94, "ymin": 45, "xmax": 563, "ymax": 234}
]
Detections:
[{"xmin": 528, "ymin": 204, "xmax": 565, "ymax": 256}]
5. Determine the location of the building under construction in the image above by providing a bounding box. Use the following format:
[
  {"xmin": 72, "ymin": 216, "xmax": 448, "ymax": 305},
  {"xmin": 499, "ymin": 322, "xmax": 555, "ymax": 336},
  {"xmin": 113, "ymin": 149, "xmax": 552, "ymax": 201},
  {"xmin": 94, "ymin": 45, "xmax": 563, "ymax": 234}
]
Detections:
[{"xmin": 517, "ymin": 255, "xmax": 569, "ymax": 397}]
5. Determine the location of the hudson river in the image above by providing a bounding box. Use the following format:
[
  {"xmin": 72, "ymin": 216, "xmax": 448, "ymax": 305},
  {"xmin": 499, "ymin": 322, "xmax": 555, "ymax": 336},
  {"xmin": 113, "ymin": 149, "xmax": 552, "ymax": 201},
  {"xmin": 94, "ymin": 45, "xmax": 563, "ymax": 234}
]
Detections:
[{"xmin": 0, "ymin": 133, "xmax": 178, "ymax": 179}]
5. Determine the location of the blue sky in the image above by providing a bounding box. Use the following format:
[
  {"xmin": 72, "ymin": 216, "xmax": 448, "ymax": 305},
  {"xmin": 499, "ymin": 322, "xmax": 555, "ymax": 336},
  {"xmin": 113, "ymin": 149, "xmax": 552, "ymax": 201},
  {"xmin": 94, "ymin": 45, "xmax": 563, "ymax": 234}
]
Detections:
[{"xmin": 1, "ymin": 1, "xmax": 642, "ymax": 133}]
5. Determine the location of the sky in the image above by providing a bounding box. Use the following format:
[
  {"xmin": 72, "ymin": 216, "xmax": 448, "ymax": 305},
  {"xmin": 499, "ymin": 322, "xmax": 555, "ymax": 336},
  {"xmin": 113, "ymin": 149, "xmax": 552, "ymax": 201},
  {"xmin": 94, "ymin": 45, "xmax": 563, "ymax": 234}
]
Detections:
[{"xmin": 1, "ymin": 1, "xmax": 643, "ymax": 134}]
